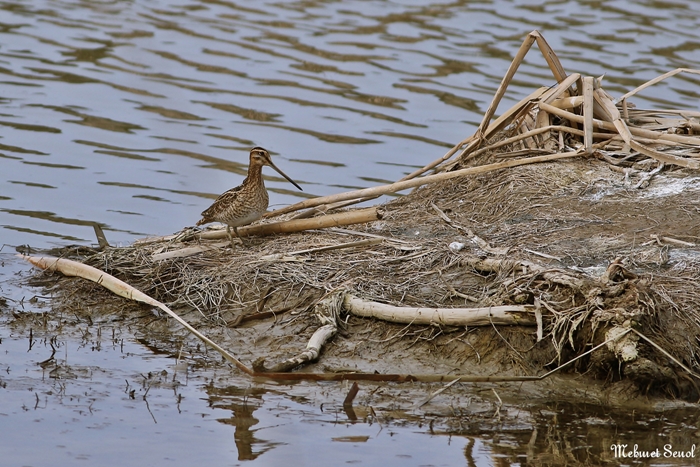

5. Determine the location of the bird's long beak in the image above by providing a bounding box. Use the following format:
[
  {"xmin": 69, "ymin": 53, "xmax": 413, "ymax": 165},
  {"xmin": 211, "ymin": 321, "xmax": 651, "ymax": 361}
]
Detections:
[{"xmin": 268, "ymin": 161, "xmax": 303, "ymax": 191}]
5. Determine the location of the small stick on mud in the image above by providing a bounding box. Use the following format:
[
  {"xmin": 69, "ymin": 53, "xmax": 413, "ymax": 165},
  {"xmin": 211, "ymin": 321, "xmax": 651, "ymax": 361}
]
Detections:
[
  {"xmin": 92, "ymin": 223, "xmax": 110, "ymax": 249},
  {"xmin": 258, "ymin": 238, "xmax": 382, "ymax": 262},
  {"xmin": 492, "ymin": 388, "xmax": 503, "ymax": 420},
  {"xmin": 414, "ymin": 377, "xmax": 461, "ymax": 409},
  {"xmin": 630, "ymin": 328, "xmax": 700, "ymax": 380}
]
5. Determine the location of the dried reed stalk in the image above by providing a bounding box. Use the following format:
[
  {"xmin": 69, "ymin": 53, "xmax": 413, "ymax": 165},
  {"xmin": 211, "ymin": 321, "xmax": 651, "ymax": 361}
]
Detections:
[
  {"xmin": 618, "ymin": 68, "xmax": 700, "ymax": 101},
  {"xmin": 267, "ymin": 150, "xmax": 583, "ymax": 218},
  {"xmin": 582, "ymin": 76, "xmax": 594, "ymax": 153},
  {"xmin": 139, "ymin": 207, "xmax": 381, "ymax": 245},
  {"xmin": 539, "ymin": 101, "xmax": 700, "ymax": 168}
]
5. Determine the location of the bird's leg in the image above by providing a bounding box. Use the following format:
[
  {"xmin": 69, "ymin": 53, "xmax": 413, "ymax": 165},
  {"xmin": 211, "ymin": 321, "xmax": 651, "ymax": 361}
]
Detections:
[
  {"xmin": 233, "ymin": 226, "xmax": 247, "ymax": 246},
  {"xmin": 226, "ymin": 226, "xmax": 236, "ymax": 248}
]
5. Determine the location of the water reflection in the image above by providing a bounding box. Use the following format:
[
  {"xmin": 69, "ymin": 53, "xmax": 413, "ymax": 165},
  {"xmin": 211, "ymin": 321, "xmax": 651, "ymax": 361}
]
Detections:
[
  {"xmin": 207, "ymin": 384, "xmax": 273, "ymax": 461},
  {"xmin": 1, "ymin": 250, "xmax": 699, "ymax": 466}
]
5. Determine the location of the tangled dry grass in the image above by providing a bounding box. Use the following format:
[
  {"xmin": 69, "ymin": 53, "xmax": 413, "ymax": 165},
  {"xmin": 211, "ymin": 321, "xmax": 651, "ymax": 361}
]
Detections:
[
  {"xmin": 25, "ymin": 31, "xmax": 700, "ymax": 402},
  {"xmin": 37, "ymin": 142, "xmax": 700, "ymax": 400}
]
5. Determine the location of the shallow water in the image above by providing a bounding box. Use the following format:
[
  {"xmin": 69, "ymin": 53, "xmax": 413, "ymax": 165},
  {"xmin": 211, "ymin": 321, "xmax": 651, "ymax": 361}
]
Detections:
[
  {"xmin": 2, "ymin": 0, "xmax": 700, "ymax": 465},
  {"xmin": 2, "ymin": 254, "xmax": 699, "ymax": 467}
]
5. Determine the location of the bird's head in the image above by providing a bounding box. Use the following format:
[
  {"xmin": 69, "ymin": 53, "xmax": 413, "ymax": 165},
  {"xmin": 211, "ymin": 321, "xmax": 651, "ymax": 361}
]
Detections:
[
  {"xmin": 249, "ymin": 146, "xmax": 272, "ymax": 166},
  {"xmin": 249, "ymin": 146, "xmax": 302, "ymax": 191}
]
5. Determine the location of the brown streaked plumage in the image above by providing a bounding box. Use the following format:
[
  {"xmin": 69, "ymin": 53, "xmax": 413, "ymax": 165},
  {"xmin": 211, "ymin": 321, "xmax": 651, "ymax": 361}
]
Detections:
[{"xmin": 196, "ymin": 147, "xmax": 302, "ymax": 246}]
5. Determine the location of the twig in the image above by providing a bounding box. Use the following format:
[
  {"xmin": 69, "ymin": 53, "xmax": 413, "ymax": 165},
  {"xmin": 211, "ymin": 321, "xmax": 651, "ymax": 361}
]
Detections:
[
  {"xmin": 634, "ymin": 162, "xmax": 664, "ymax": 189},
  {"xmin": 258, "ymin": 238, "xmax": 382, "ymax": 261},
  {"xmin": 20, "ymin": 254, "xmax": 255, "ymax": 376},
  {"xmin": 523, "ymin": 248, "xmax": 562, "ymax": 262},
  {"xmin": 92, "ymin": 223, "xmax": 110, "ymax": 249},
  {"xmin": 492, "ymin": 388, "xmax": 503, "ymax": 420},
  {"xmin": 414, "ymin": 377, "xmax": 461, "ymax": 409},
  {"xmin": 431, "ymin": 202, "xmax": 508, "ymax": 256},
  {"xmin": 629, "ymin": 328, "xmax": 700, "ymax": 380},
  {"xmin": 327, "ymin": 227, "xmax": 413, "ymax": 245}
]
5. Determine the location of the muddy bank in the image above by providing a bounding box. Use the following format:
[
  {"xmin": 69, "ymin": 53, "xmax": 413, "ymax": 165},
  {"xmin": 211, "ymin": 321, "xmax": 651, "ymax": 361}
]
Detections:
[
  {"xmin": 15, "ymin": 32, "xmax": 700, "ymax": 407},
  {"xmin": 17, "ymin": 148, "xmax": 700, "ymax": 406}
]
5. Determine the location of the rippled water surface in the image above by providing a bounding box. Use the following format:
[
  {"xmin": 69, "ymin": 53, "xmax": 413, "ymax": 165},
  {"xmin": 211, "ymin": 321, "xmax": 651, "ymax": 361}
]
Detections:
[
  {"xmin": 2, "ymin": 1, "xmax": 700, "ymax": 465},
  {"xmin": 1, "ymin": 0, "xmax": 699, "ymax": 247}
]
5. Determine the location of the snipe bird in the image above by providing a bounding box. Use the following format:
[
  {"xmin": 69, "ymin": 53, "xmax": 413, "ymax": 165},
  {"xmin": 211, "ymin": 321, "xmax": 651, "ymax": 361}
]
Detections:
[{"xmin": 196, "ymin": 147, "xmax": 302, "ymax": 246}]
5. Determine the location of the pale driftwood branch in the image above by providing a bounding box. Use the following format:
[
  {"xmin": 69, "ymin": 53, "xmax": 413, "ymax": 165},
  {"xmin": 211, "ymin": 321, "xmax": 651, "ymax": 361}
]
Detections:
[
  {"xmin": 19, "ymin": 255, "xmax": 254, "ymax": 375},
  {"xmin": 266, "ymin": 151, "xmax": 583, "ymax": 219},
  {"xmin": 343, "ymin": 294, "xmax": 537, "ymax": 326},
  {"xmin": 255, "ymin": 292, "xmax": 343, "ymax": 373}
]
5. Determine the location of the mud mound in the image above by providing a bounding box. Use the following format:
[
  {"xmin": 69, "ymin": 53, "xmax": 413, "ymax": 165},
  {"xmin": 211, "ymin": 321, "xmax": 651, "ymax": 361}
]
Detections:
[{"xmin": 19, "ymin": 31, "xmax": 700, "ymax": 402}]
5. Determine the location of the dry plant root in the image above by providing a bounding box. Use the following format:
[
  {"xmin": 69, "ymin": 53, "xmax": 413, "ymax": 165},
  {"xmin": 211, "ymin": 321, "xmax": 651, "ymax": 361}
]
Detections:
[{"xmin": 254, "ymin": 293, "xmax": 342, "ymax": 372}]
